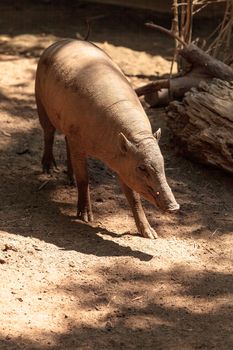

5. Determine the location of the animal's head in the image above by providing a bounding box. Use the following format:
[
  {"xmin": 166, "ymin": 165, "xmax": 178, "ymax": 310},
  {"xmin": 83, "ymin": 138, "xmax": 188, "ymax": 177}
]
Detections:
[{"xmin": 118, "ymin": 129, "xmax": 179, "ymax": 212}]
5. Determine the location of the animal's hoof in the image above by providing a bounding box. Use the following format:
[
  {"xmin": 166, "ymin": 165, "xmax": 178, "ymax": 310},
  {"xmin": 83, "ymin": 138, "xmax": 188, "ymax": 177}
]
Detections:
[
  {"xmin": 67, "ymin": 176, "xmax": 75, "ymax": 186},
  {"xmin": 140, "ymin": 226, "xmax": 158, "ymax": 239},
  {"xmin": 42, "ymin": 154, "xmax": 57, "ymax": 174},
  {"xmin": 63, "ymin": 168, "xmax": 75, "ymax": 185},
  {"xmin": 77, "ymin": 210, "xmax": 93, "ymax": 223}
]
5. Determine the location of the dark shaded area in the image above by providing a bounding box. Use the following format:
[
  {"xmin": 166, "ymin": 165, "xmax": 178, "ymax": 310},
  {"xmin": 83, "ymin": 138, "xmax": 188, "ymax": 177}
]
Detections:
[
  {"xmin": 0, "ymin": 0, "xmax": 174, "ymax": 59},
  {"xmin": 0, "ymin": 0, "xmax": 220, "ymax": 65}
]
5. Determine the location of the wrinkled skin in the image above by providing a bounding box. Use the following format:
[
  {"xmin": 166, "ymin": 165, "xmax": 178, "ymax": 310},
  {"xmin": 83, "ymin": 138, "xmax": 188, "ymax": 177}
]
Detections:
[
  {"xmin": 118, "ymin": 134, "xmax": 179, "ymax": 212},
  {"xmin": 35, "ymin": 39, "xmax": 179, "ymax": 239}
]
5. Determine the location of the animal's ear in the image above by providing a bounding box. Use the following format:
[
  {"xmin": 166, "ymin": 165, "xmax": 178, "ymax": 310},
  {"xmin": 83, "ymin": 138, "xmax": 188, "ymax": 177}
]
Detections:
[
  {"xmin": 154, "ymin": 128, "xmax": 161, "ymax": 142},
  {"xmin": 118, "ymin": 132, "xmax": 133, "ymax": 154}
]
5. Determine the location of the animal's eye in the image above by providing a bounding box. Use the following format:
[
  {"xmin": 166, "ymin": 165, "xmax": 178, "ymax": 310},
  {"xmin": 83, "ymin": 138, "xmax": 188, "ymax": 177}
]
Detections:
[
  {"xmin": 137, "ymin": 165, "xmax": 149, "ymax": 176},
  {"xmin": 138, "ymin": 165, "xmax": 146, "ymax": 172}
]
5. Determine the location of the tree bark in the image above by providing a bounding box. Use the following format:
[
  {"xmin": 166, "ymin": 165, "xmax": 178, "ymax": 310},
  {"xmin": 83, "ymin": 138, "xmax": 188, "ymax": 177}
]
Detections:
[{"xmin": 166, "ymin": 79, "xmax": 233, "ymax": 174}]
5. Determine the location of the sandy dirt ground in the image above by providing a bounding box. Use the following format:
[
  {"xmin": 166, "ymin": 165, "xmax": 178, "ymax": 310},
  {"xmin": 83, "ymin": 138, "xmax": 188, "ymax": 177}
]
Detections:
[{"xmin": 0, "ymin": 2, "xmax": 232, "ymax": 349}]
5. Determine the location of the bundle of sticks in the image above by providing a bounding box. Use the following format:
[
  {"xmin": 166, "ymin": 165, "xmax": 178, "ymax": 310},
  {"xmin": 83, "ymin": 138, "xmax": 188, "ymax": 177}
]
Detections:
[{"xmin": 135, "ymin": 0, "xmax": 233, "ymax": 107}]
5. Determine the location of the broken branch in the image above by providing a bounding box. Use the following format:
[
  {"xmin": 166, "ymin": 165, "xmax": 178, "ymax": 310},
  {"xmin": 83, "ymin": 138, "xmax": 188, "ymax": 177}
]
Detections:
[
  {"xmin": 135, "ymin": 79, "xmax": 170, "ymax": 97},
  {"xmin": 145, "ymin": 22, "xmax": 187, "ymax": 47}
]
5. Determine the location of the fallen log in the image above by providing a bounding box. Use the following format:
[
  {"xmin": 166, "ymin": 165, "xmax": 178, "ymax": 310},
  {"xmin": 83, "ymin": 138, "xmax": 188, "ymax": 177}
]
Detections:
[
  {"xmin": 136, "ymin": 67, "xmax": 212, "ymax": 107},
  {"xmin": 166, "ymin": 79, "xmax": 233, "ymax": 174}
]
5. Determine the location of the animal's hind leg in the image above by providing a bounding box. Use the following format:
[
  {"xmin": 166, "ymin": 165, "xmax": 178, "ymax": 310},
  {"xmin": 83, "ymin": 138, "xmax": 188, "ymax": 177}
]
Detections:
[
  {"xmin": 36, "ymin": 96, "xmax": 56, "ymax": 173},
  {"xmin": 67, "ymin": 137, "xmax": 93, "ymax": 222}
]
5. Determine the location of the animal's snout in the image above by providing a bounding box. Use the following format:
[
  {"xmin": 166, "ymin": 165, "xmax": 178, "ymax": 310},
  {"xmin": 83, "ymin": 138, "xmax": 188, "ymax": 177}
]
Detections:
[
  {"xmin": 156, "ymin": 199, "xmax": 180, "ymax": 213},
  {"xmin": 166, "ymin": 203, "xmax": 180, "ymax": 212}
]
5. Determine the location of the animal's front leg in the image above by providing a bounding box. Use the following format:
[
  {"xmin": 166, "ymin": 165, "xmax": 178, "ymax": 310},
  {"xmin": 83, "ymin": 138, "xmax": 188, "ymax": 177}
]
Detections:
[
  {"xmin": 67, "ymin": 137, "xmax": 93, "ymax": 222},
  {"xmin": 119, "ymin": 178, "xmax": 158, "ymax": 239}
]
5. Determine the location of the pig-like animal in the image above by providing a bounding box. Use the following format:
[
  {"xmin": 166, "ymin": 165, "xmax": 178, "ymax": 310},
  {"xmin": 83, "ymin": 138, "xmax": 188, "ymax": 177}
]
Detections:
[{"xmin": 35, "ymin": 39, "xmax": 179, "ymax": 239}]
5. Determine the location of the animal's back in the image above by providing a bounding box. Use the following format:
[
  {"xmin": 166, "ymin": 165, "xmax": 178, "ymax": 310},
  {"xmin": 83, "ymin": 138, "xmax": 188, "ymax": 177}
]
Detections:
[{"xmin": 35, "ymin": 40, "xmax": 152, "ymax": 163}]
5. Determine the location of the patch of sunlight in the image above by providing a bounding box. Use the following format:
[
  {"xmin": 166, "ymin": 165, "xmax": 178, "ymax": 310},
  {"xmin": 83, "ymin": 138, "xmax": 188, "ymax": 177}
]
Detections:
[
  {"xmin": 124, "ymin": 314, "xmax": 172, "ymax": 329},
  {"xmin": 96, "ymin": 41, "xmax": 177, "ymax": 76},
  {"xmin": 0, "ymin": 136, "xmax": 12, "ymax": 150},
  {"xmin": 162, "ymin": 294, "xmax": 233, "ymax": 314},
  {"xmin": 0, "ymin": 279, "xmax": 110, "ymax": 346},
  {"xmin": 0, "ymin": 34, "xmax": 57, "ymax": 53}
]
